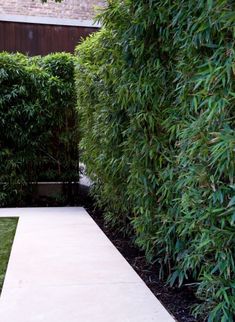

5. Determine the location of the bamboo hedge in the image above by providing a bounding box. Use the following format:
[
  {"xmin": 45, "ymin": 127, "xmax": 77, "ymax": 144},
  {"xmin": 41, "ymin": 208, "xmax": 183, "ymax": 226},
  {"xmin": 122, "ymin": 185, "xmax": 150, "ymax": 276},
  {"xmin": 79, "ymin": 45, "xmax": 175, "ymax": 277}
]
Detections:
[
  {"xmin": 0, "ymin": 52, "xmax": 78, "ymax": 206},
  {"xmin": 75, "ymin": 1, "xmax": 235, "ymax": 321}
]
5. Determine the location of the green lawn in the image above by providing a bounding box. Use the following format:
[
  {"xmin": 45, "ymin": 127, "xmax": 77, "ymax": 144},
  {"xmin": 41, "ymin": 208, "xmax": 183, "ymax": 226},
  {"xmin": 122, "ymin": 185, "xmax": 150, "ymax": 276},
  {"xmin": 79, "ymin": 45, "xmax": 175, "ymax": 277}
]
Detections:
[{"xmin": 0, "ymin": 218, "xmax": 18, "ymax": 293}]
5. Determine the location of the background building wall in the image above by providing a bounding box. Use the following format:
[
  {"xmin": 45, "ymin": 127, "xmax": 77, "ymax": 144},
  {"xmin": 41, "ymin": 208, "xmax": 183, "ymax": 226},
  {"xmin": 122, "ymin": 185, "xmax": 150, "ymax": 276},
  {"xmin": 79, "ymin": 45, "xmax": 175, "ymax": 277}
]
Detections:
[{"xmin": 0, "ymin": 0, "xmax": 105, "ymax": 21}]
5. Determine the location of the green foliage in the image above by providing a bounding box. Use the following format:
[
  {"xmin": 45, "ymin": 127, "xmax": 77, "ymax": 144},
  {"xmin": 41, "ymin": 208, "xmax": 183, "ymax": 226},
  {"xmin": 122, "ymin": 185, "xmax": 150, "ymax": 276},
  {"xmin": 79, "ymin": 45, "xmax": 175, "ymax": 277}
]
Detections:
[
  {"xmin": 75, "ymin": 1, "xmax": 235, "ymax": 321},
  {"xmin": 38, "ymin": 53, "xmax": 79, "ymax": 182},
  {"xmin": 0, "ymin": 52, "xmax": 78, "ymax": 206}
]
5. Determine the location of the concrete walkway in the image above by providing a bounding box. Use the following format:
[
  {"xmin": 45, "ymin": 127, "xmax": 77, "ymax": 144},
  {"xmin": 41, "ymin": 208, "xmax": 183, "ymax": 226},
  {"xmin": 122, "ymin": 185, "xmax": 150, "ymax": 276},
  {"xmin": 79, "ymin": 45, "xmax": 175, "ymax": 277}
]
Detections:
[{"xmin": 0, "ymin": 208, "xmax": 175, "ymax": 322}]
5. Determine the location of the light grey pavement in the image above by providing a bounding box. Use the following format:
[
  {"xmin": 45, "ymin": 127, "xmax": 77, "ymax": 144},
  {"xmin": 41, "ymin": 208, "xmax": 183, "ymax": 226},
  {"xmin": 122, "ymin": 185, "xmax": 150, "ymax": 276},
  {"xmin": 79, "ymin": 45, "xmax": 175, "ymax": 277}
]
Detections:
[{"xmin": 0, "ymin": 207, "xmax": 175, "ymax": 322}]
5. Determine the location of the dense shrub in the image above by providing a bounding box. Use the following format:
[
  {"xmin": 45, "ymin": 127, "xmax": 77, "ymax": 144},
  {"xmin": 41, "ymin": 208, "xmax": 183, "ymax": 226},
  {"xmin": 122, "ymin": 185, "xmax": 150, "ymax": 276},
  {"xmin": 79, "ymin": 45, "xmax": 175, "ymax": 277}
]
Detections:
[
  {"xmin": 75, "ymin": 1, "xmax": 235, "ymax": 321},
  {"xmin": 38, "ymin": 53, "xmax": 79, "ymax": 182},
  {"xmin": 0, "ymin": 52, "xmax": 78, "ymax": 205}
]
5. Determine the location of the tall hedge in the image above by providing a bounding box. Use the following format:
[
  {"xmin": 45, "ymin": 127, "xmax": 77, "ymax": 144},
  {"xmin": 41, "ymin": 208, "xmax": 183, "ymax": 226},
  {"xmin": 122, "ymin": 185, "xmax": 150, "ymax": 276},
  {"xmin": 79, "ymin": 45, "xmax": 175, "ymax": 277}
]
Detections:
[
  {"xmin": 0, "ymin": 52, "xmax": 78, "ymax": 205},
  {"xmin": 75, "ymin": 1, "xmax": 235, "ymax": 321}
]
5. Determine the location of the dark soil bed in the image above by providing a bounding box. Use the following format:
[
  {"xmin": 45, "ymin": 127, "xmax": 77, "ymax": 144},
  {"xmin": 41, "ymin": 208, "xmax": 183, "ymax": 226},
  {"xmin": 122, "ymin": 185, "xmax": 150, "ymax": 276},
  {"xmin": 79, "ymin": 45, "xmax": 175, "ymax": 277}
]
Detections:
[{"xmin": 78, "ymin": 192, "xmax": 199, "ymax": 322}]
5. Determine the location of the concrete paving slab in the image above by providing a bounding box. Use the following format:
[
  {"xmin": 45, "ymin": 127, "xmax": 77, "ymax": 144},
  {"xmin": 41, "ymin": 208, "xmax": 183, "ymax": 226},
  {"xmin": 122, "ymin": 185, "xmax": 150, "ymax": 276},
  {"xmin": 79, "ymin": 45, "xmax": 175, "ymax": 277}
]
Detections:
[{"xmin": 0, "ymin": 207, "xmax": 175, "ymax": 322}]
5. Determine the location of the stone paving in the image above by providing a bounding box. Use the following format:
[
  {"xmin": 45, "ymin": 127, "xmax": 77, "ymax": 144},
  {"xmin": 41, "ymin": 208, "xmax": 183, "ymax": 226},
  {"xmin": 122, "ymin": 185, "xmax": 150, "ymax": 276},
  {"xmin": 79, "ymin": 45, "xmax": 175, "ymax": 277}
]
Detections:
[{"xmin": 0, "ymin": 207, "xmax": 175, "ymax": 322}]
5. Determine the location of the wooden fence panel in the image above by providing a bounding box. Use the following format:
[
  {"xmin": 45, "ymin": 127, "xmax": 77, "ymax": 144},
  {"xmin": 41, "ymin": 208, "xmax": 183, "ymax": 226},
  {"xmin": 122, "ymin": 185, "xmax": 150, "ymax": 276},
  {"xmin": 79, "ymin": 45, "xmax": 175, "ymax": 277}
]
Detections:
[{"xmin": 0, "ymin": 21, "xmax": 97, "ymax": 55}]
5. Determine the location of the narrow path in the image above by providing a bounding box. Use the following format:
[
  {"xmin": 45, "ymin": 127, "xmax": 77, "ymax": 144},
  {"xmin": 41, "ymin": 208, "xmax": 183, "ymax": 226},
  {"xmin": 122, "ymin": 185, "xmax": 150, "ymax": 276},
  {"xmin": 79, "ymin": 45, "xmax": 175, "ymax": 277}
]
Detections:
[{"xmin": 0, "ymin": 207, "xmax": 175, "ymax": 322}]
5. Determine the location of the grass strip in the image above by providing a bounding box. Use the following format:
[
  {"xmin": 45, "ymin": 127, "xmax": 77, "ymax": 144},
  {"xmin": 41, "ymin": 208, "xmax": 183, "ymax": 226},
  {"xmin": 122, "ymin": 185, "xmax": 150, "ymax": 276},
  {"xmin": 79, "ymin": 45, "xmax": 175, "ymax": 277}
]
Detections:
[{"xmin": 0, "ymin": 217, "xmax": 18, "ymax": 293}]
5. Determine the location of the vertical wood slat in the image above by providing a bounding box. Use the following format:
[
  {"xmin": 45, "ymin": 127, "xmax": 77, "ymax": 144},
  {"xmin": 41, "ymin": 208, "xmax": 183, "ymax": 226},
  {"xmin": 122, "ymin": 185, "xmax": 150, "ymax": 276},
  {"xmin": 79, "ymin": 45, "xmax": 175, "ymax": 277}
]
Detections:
[{"xmin": 0, "ymin": 21, "xmax": 97, "ymax": 55}]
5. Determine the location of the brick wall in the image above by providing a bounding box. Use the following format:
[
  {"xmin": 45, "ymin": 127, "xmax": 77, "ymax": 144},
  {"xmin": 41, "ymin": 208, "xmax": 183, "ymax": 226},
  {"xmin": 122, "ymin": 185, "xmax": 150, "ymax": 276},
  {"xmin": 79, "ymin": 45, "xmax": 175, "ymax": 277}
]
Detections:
[{"xmin": 0, "ymin": 0, "xmax": 105, "ymax": 21}]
